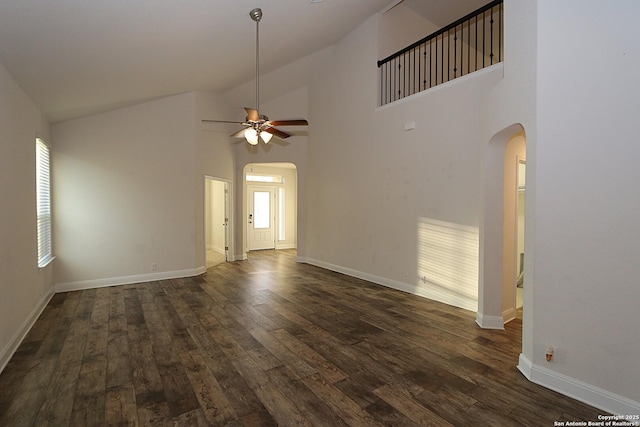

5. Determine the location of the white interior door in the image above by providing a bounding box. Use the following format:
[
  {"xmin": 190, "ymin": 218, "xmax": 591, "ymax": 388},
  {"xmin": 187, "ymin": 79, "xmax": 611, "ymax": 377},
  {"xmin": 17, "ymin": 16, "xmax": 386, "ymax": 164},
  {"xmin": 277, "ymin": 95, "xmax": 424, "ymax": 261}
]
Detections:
[{"xmin": 248, "ymin": 186, "xmax": 275, "ymax": 251}]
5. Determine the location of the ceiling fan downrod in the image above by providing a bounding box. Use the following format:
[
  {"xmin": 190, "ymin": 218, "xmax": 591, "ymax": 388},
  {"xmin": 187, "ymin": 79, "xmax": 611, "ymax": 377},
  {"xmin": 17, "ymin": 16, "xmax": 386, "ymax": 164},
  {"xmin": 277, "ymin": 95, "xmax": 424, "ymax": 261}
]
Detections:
[{"xmin": 250, "ymin": 8, "xmax": 262, "ymax": 115}]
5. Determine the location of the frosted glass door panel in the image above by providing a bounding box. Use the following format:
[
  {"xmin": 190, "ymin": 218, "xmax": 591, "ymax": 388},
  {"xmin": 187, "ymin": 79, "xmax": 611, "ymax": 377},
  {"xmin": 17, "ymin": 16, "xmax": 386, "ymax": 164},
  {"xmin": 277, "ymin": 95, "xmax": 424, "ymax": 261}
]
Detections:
[
  {"xmin": 254, "ymin": 191, "xmax": 271, "ymax": 229},
  {"xmin": 248, "ymin": 185, "xmax": 275, "ymax": 251}
]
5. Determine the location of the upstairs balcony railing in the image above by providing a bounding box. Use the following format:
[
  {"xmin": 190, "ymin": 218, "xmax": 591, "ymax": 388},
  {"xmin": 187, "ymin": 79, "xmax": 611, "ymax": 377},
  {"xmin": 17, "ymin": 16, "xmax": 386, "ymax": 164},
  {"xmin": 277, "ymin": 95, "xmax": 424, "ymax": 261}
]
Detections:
[{"xmin": 377, "ymin": 0, "xmax": 503, "ymax": 106}]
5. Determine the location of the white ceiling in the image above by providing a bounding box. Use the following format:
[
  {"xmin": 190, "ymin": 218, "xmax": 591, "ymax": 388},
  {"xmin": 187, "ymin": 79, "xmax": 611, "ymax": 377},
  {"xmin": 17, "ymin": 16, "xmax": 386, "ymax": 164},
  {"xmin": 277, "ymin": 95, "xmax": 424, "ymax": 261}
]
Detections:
[{"xmin": 0, "ymin": 0, "xmax": 486, "ymax": 123}]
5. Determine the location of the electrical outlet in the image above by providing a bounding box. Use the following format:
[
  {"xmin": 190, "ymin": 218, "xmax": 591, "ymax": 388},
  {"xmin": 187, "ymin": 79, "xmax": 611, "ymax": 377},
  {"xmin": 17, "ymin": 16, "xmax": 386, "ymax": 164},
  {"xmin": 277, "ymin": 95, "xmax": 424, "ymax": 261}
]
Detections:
[
  {"xmin": 151, "ymin": 263, "xmax": 157, "ymax": 272},
  {"xmin": 546, "ymin": 345, "xmax": 556, "ymax": 362}
]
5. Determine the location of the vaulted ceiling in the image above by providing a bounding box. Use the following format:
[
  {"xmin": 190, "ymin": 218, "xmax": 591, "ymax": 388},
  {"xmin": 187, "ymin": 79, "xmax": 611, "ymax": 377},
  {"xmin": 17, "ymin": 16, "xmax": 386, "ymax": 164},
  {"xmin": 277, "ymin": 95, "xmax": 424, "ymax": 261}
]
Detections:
[{"xmin": 0, "ymin": 0, "xmax": 487, "ymax": 123}]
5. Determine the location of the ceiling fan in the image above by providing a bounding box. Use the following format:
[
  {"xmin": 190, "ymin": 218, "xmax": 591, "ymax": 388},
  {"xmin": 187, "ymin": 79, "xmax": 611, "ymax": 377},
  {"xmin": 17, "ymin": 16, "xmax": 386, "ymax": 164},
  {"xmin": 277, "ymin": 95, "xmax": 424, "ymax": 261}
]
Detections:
[{"xmin": 202, "ymin": 8, "xmax": 308, "ymax": 145}]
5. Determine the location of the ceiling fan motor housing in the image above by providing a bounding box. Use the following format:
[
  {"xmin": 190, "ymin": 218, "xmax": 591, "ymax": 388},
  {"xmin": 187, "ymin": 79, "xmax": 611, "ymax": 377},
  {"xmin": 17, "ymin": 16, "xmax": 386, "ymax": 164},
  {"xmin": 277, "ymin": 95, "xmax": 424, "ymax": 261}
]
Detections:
[{"xmin": 247, "ymin": 114, "xmax": 269, "ymax": 123}]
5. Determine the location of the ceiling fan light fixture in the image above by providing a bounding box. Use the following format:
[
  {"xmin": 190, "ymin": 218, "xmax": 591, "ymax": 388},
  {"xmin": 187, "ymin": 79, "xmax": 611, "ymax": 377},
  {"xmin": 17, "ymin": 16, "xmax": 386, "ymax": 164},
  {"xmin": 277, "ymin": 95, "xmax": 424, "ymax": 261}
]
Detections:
[
  {"xmin": 244, "ymin": 128, "xmax": 259, "ymax": 145},
  {"xmin": 260, "ymin": 131, "xmax": 273, "ymax": 144}
]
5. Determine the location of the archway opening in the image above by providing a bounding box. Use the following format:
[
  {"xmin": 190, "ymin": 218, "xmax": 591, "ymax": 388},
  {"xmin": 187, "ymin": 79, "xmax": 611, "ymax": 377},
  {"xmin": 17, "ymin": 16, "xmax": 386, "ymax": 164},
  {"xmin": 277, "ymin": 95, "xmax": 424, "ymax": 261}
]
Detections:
[
  {"xmin": 242, "ymin": 163, "xmax": 298, "ymax": 258},
  {"xmin": 478, "ymin": 124, "xmax": 527, "ymax": 331}
]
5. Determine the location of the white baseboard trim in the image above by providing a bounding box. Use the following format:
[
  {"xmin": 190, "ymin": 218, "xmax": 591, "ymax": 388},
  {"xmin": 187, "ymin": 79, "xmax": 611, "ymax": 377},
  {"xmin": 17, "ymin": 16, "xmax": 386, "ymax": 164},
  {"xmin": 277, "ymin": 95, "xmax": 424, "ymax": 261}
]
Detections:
[
  {"xmin": 517, "ymin": 353, "xmax": 533, "ymax": 378},
  {"xmin": 297, "ymin": 257, "xmax": 477, "ymax": 313},
  {"xmin": 502, "ymin": 307, "xmax": 517, "ymax": 324},
  {"xmin": 518, "ymin": 353, "xmax": 640, "ymax": 416},
  {"xmin": 0, "ymin": 287, "xmax": 54, "ymax": 374},
  {"xmin": 54, "ymin": 266, "xmax": 207, "ymax": 293},
  {"xmin": 299, "ymin": 256, "xmax": 423, "ymax": 296},
  {"xmin": 276, "ymin": 243, "xmax": 296, "ymax": 250},
  {"xmin": 234, "ymin": 253, "xmax": 248, "ymax": 261},
  {"xmin": 206, "ymin": 244, "xmax": 225, "ymax": 255},
  {"xmin": 475, "ymin": 312, "xmax": 505, "ymax": 330}
]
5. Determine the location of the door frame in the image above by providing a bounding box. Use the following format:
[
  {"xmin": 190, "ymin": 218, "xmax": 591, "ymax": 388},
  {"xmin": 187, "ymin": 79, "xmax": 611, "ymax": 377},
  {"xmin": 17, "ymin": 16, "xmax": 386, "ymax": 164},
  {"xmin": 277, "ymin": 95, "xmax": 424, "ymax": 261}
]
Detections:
[
  {"xmin": 514, "ymin": 157, "xmax": 526, "ymax": 310},
  {"xmin": 204, "ymin": 175, "xmax": 232, "ymax": 262},
  {"xmin": 478, "ymin": 124, "xmax": 526, "ymax": 330}
]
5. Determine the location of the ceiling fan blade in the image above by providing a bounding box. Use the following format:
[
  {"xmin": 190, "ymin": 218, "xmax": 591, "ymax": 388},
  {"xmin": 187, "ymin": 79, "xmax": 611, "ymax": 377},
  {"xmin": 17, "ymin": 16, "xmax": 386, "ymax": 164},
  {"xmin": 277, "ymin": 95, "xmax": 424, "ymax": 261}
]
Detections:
[
  {"xmin": 266, "ymin": 119, "xmax": 308, "ymax": 126},
  {"xmin": 230, "ymin": 127, "xmax": 249, "ymax": 138},
  {"xmin": 263, "ymin": 127, "xmax": 291, "ymax": 139},
  {"xmin": 202, "ymin": 119, "xmax": 245, "ymax": 124},
  {"xmin": 245, "ymin": 107, "xmax": 260, "ymax": 122}
]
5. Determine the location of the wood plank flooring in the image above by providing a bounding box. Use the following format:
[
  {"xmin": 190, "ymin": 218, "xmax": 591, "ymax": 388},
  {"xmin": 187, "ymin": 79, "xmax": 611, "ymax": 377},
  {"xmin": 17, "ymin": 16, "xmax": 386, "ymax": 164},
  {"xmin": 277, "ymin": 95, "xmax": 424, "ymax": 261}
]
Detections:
[{"xmin": 0, "ymin": 249, "xmax": 604, "ymax": 426}]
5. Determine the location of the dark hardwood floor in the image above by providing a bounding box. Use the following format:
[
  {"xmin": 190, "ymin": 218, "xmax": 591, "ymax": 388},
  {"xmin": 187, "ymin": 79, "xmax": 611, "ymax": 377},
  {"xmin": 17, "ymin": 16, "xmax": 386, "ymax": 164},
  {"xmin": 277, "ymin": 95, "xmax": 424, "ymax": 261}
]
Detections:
[{"xmin": 0, "ymin": 249, "xmax": 603, "ymax": 426}]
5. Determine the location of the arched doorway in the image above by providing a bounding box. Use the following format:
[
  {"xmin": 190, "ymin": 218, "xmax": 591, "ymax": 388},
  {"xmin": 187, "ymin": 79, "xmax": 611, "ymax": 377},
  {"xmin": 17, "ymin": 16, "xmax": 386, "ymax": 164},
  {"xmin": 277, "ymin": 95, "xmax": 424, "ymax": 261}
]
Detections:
[
  {"xmin": 478, "ymin": 124, "xmax": 527, "ymax": 329},
  {"xmin": 242, "ymin": 163, "xmax": 298, "ymax": 257},
  {"xmin": 502, "ymin": 132, "xmax": 527, "ymax": 322}
]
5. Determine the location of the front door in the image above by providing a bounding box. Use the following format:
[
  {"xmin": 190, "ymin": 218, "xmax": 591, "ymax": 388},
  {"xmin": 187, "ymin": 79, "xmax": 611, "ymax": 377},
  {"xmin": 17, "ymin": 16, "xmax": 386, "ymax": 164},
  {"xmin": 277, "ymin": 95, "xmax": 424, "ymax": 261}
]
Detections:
[{"xmin": 248, "ymin": 186, "xmax": 275, "ymax": 251}]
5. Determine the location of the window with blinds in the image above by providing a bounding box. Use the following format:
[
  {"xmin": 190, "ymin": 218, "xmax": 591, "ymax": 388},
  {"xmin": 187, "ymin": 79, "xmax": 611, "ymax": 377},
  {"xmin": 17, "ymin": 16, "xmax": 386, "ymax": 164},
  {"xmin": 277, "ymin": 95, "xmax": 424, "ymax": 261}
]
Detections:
[{"xmin": 36, "ymin": 138, "xmax": 53, "ymax": 267}]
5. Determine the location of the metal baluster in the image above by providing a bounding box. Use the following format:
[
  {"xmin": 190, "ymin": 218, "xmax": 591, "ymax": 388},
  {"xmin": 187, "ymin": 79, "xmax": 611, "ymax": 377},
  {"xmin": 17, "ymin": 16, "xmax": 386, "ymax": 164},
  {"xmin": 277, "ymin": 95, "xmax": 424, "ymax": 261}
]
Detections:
[
  {"xmin": 380, "ymin": 63, "xmax": 383, "ymax": 106},
  {"xmin": 391, "ymin": 58, "xmax": 395, "ymax": 102},
  {"xmin": 415, "ymin": 47, "xmax": 418, "ymax": 96},
  {"xmin": 454, "ymin": 26, "xmax": 458, "ymax": 78},
  {"xmin": 468, "ymin": 20, "xmax": 471, "ymax": 75},
  {"xmin": 449, "ymin": 29, "xmax": 452, "ymax": 81},
  {"xmin": 413, "ymin": 47, "xmax": 416, "ymax": 96},
  {"xmin": 441, "ymin": 33, "xmax": 444, "ymax": 84},
  {"xmin": 483, "ymin": 10, "xmax": 486, "ymax": 68},
  {"xmin": 418, "ymin": 44, "xmax": 422, "ymax": 92},
  {"xmin": 429, "ymin": 39, "xmax": 432, "ymax": 88},
  {"xmin": 404, "ymin": 52, "xmax": 407, "ymax": 98},
  {"xmin": 475, "ymin": 15, "xmax": 478, "ymax": 72},
  {"xmin": 386, "ymin": 62, "xmax": 390, "ymax": 104},
  {"xmin": 423, "ymin": 46, "xmax": 427, "ymax": 90},
  {"xmin": 490, "ymin": 7, "xmax": 494, "ymax": 65},
  {"xmin": 499, "ymin": 3, "xmax": 502, "ymax": 61},
  {"xmin": 383, "ymin": 62, "xmax": 387, "ymax": 105},
  {"xmin": 398, "ymin": 60, "xmax": 401, "ymax": 100}
]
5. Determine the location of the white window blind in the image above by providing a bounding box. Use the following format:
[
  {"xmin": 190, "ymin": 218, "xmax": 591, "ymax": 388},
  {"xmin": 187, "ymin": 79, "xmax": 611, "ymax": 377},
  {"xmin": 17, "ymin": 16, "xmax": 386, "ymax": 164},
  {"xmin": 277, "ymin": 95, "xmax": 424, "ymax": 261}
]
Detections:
[{"xmin": 36, "ymin": 138, "xmax": 53, "ymax": 267}]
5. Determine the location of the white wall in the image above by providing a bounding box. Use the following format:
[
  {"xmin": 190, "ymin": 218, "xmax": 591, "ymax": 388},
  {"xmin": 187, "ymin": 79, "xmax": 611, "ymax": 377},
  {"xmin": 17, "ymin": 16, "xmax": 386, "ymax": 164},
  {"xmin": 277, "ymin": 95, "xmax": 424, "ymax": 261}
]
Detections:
[
  {"xmin": 0, "ymin": 60, "xmax": 52, "ymax": 370},
  {"xmin": 378, "ymin": 2, "xmax": 438, "ymax": 59},
  {"xmin": 196, "ymin": 91, "xmax": 236, "ymax": 264},
  {"xmin": 526, "ymin": 0, "xmax": 640, "ymax": 410},
  {"xmin": 303, "ymin": 12, "xmax": 502, "ymax": 311},
  {"xmin": 52, "ymin": 92, "xmax": 201, "ymax": 289},
  {"xmin": 52, "ymin": 90, "xmax": 236, "ymax": 288},
  {"xmin": 481, "ymin": 0, "xmax": 639, "ymax": 414}
]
